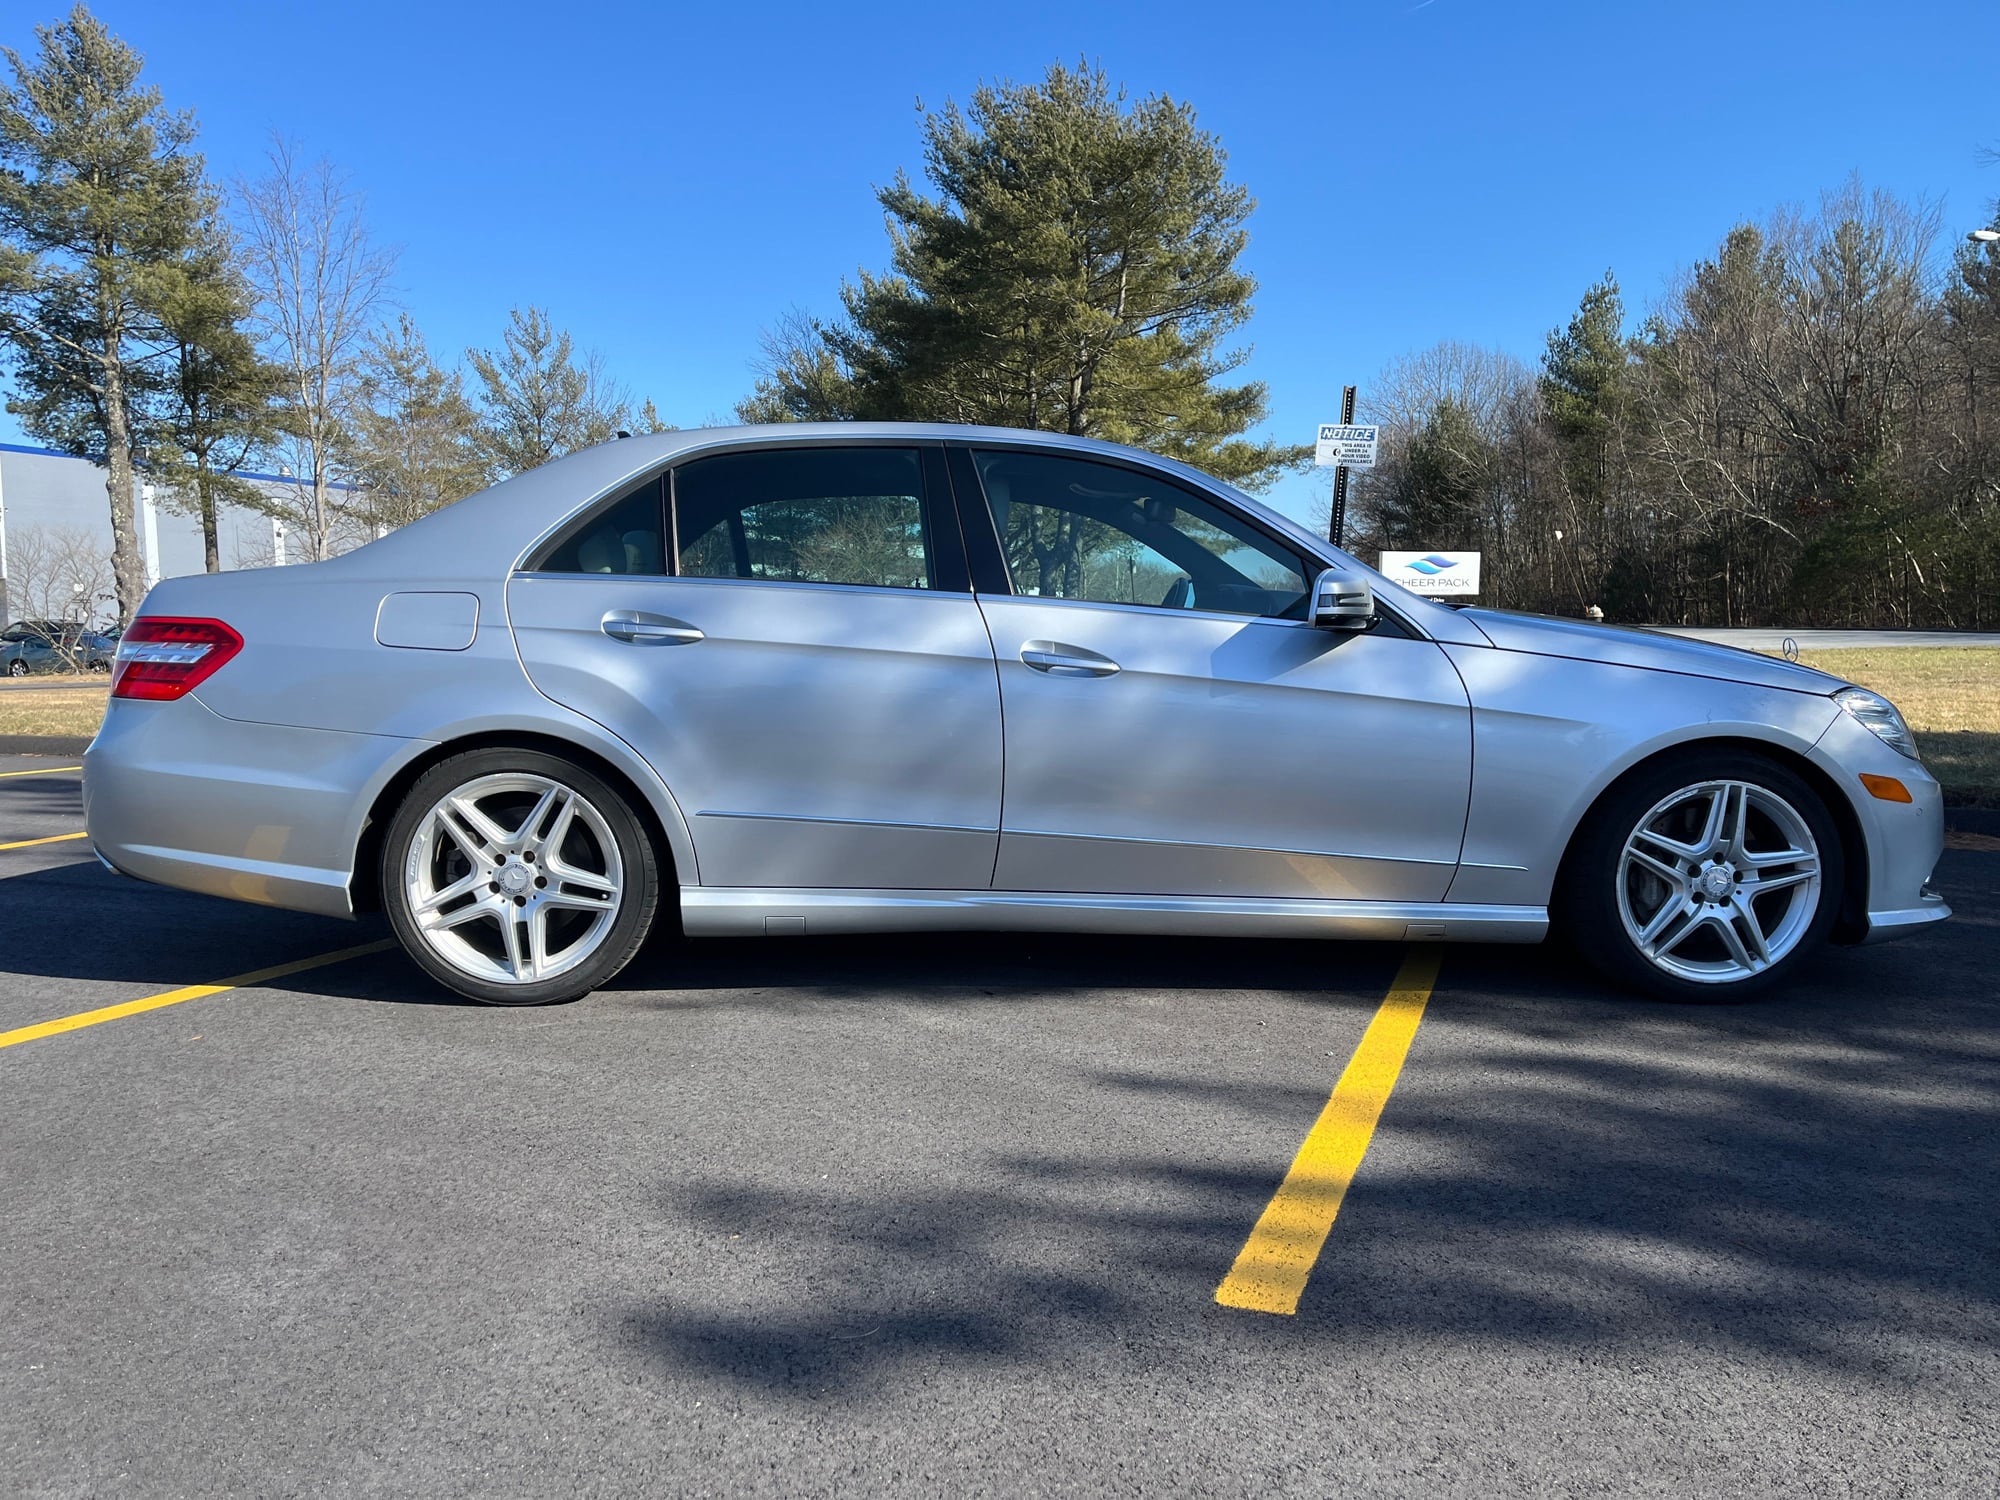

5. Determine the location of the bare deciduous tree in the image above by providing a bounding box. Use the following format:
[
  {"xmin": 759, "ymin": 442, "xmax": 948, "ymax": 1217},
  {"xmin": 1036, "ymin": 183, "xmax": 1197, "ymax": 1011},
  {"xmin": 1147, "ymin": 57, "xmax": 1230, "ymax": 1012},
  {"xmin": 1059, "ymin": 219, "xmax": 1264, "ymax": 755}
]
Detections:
[
  {"xmin": 4, "ymin": 523, "xmax": 115, "ymax": 671},
  {"xmin": 236, "ymin": 137, "xmax": 394, "ymax": 561}
]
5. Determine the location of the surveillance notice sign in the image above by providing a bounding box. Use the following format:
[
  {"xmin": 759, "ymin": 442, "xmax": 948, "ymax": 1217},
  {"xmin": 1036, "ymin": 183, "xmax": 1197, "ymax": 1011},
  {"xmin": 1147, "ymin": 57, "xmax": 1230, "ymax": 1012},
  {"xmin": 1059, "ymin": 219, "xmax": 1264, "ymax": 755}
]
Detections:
[
  {"xmin": 1380, "ymin": 550, "xmax": 1482, "ymax": 596},
  {"xmin": 1314, "ymin": 424, "xmax": 1378, "ymax": 469}
]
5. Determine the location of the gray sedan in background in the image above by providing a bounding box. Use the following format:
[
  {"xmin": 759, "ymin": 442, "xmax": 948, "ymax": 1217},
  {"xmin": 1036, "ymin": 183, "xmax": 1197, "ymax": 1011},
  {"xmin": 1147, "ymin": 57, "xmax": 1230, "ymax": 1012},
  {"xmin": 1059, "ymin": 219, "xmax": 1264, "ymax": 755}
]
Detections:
[{"xmin": 82, "ymin": 424, "xmax": 1948, "ymax": 1004}]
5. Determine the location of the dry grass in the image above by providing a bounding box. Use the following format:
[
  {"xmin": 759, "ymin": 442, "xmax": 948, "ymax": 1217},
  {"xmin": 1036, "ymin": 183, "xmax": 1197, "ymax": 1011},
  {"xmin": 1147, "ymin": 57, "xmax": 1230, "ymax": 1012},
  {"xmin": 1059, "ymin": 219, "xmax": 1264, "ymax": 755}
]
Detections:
[
  {"xmin": 1787, "ymin": 647, "xmax": 2000, "ymax": 805},
  {"xmin": 0, "ymin": 680, "xmax": 109, "ymax": 739}
]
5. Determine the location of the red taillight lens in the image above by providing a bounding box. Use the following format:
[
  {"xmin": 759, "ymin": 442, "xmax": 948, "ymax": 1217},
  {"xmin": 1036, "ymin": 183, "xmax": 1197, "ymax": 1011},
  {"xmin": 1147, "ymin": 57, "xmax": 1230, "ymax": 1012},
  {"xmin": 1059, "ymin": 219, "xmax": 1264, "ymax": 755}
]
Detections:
[{"xmin": 111, "ymin": 617, "xmax": 244, "ymax": 701}]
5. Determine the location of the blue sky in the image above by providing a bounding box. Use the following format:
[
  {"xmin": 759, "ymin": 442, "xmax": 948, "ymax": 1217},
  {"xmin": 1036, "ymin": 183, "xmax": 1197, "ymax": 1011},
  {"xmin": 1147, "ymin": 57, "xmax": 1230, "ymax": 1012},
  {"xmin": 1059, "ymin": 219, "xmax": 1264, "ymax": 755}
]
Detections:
[{"xmin": 5, "ymin": 0, "xmax": 1998, "ymax": 525}]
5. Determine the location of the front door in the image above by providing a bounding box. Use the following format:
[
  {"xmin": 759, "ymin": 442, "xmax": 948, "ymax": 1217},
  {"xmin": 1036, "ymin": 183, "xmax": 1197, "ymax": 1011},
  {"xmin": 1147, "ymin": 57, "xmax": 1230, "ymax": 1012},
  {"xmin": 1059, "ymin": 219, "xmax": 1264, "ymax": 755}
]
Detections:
[
  {"xmin": 508, "ymin": 443, "xmax": 1003, "ymax": 890},
  {"xmin": 958, "ymin": 446, "xmax": 1472, "ymax": 901}
]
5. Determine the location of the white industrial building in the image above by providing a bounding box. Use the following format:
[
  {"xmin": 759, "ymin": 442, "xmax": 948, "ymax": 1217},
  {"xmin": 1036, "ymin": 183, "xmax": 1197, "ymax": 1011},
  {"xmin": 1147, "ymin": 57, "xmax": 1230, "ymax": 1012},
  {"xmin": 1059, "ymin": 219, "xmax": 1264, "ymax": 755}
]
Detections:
[{"xmin": 0, "ymin": 442, "xmax": 365, "ymax": 626}]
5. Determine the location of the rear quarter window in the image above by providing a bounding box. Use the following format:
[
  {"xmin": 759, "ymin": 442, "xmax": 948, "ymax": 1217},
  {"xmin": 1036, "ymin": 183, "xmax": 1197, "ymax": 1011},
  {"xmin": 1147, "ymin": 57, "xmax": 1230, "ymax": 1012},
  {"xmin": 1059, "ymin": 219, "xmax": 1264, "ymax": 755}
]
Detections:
[{"xmin": 529, "ymin": 475, "xmax": 668, "ymax": 575}]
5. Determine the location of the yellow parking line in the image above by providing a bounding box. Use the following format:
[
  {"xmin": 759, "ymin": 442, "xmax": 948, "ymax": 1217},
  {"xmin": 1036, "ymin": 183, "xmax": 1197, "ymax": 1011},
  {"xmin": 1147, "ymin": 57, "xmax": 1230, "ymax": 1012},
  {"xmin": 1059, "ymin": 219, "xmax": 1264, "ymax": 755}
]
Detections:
[
  {"xmin": 0, "ymin": 939, "xmax": 398, "ymax": 1052},
  {"xmin": 1215, "ymin": 945, "xmax": 1443, "ymax": 1316},
  {"xmin": 0, "ymin": 831, "xmax": 88, "ymax": 852},
  {"xmin": 0, "ymin": 764, "xmax": 82, "ymax": 779}
]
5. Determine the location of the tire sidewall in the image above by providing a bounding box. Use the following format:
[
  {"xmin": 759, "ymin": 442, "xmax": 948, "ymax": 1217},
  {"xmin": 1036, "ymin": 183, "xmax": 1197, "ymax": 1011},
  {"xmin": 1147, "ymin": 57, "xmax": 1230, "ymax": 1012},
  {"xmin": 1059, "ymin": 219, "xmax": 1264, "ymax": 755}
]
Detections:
[
  {"xmin": 381, "ymin": 748, "xmax": 660, "ymax": 1005},
  {"xmin": 1560, "ymin": 749, "xmax": 1844, "ymax": 1003}
]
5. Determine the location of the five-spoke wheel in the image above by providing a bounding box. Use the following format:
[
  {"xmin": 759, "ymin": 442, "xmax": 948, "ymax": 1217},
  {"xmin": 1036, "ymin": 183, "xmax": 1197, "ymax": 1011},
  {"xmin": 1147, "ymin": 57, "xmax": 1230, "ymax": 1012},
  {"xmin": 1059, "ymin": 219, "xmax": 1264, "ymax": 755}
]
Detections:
[
  {"xmin": 1562, "ymin": 751, "xmax": 1842, "ymax": 1001},
  {"xmin": 382, "ymin": 749, "xmax": 660, "ymax": 1005}
]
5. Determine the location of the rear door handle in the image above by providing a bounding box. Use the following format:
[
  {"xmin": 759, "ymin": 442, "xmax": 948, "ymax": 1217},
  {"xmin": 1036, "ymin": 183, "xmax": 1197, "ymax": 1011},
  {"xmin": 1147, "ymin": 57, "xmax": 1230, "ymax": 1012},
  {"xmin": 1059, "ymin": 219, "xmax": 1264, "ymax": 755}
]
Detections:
[
  {"xmin": 601, "ymin": 610, "xmax": 703, "ymax": 645},
  {"xmin": 1020, "ymin": 640, "xmax": 1119, "ymax": 678}
]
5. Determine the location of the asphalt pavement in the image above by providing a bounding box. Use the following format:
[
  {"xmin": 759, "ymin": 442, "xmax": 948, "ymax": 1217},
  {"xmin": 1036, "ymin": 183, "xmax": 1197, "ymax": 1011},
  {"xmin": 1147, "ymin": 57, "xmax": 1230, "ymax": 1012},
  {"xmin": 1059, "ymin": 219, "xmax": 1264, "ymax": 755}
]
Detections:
[{"xmin": 2, "ymin": 754, "xmax": 1996, "ymax": 1497}]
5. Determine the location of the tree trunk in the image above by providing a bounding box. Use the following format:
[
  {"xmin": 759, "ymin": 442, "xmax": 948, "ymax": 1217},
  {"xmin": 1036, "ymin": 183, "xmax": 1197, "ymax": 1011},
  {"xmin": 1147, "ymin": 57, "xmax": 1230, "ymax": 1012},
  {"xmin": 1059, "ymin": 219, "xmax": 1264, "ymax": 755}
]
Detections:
[
  {"xmin": 102, "ymin": 356, "xmax": 146, "ymax": 623},
  {"xmin": 197, "ymin": 460, "xmax": 220, "ymax": 574},
  {"xmin": 313, "ymin": 462, "xmax": 331, "ymax": 561}
]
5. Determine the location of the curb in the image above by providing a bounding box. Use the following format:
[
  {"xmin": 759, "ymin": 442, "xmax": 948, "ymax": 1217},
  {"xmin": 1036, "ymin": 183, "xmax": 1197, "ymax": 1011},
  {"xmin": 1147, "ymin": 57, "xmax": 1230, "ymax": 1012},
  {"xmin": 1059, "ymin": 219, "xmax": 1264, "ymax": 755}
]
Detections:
[{"xmin": 0, "ymin": 735, "xmax": 92, "ymax": 756}]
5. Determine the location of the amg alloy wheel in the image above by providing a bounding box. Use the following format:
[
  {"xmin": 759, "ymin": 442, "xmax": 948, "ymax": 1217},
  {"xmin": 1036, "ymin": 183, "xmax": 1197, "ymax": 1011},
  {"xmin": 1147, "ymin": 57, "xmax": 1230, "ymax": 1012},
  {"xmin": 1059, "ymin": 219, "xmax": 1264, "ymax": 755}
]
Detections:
[
  {"xmin": 1617, "ymin": 780, "xmax": 1821, "ymax": 983},
  {"xmin": 1561, "ymin": 751, "xmax": 1843, "ymax": 1002},
  {"xmin": 382, "ymin": 749, "xmax": 660, "ymax": 1005}
]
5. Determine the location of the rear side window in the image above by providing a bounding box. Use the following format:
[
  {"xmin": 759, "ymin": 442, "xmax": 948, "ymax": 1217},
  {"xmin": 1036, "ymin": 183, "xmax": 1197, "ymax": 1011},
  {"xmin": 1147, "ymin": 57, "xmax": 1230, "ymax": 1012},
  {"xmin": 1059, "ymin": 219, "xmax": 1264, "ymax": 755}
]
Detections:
[
  {"xmin": 532, "ymin": 475, "xmax": 668, "ymax": 575},
  {"xmin": 673, "ymin": 447, "xmax": 935, "ymax": 591}
]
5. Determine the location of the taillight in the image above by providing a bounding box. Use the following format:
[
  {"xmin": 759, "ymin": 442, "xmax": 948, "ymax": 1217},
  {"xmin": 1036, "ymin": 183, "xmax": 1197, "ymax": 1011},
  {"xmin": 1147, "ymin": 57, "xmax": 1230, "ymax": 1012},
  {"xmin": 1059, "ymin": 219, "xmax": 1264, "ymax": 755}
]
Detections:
[{"xmin": 111, "ymin": 617, "xmax": 244, "ymax": 701}]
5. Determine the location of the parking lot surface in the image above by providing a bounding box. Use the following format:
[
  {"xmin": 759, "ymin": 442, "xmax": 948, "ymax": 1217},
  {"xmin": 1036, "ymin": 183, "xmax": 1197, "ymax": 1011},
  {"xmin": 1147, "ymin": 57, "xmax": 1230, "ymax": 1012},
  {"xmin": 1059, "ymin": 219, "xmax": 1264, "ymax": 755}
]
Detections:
[{"xmin": 3, "ymin": 753, "xmax": 1997, "ymax": 1497}]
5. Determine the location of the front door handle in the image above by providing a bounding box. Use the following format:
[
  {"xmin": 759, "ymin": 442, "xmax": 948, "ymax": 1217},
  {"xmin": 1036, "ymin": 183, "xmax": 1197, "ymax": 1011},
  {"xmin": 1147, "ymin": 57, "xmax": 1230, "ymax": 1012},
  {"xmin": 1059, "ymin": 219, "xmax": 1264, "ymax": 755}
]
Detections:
[
  {"xmin": 601, "ymin": 610, "xmax": 703, "ymax": 645},
  {"xmin": 1020, "ymin": 640, "xmax": 1119, "ymax": 678}
]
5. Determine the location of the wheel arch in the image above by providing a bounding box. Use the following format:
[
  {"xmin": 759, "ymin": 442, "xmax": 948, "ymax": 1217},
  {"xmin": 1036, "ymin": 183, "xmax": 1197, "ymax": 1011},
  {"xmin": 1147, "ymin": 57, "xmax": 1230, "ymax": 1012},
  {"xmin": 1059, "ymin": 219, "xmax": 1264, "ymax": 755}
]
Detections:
[
  {"xmin": 349, "ymin": 729, "xmax": 690, "ymax": 921},
  {"xmin": 1552, "ymin": 734, "xmax": 1869, "ymax": 945}
]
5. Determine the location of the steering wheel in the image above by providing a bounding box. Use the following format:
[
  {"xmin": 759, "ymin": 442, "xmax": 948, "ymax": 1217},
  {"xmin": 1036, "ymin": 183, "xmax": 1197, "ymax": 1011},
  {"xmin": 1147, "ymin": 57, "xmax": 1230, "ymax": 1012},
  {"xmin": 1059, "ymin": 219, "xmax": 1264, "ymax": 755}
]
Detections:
[{"xmin": 1158, "ymin": 577, "xmax": 1195, "ymax": 610}]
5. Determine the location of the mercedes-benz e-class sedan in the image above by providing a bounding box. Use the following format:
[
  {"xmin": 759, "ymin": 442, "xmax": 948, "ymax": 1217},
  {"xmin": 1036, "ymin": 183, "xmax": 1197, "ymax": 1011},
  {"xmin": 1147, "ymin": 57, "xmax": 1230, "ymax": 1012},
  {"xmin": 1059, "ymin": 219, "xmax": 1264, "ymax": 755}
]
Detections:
[{"xmin": 83, "ymin": 424, "xmax": 1948, "ymax": 1005}]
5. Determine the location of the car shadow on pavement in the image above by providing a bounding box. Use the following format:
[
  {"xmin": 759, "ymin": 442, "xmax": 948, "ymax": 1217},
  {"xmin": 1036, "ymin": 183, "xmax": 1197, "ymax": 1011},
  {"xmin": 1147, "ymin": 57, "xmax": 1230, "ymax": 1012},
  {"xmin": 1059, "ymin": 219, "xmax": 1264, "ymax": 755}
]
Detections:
[{"xmin": 609, "ymin": 852, "xmax": 1999, "ymax": 1406}]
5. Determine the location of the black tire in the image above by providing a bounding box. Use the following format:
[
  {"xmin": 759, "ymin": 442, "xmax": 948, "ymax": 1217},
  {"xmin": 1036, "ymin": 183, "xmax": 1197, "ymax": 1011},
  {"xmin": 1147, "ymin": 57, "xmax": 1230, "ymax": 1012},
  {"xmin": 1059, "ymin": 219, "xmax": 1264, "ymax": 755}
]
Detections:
[
  {"xmin": 6, "ymin": 659, "xmax": 26, "ymax": 678},
  {"xmin": 1556, "ymin": 748, "xmax": 1844, "ymax": 1003},
  {"xmin": 381, "ymin": 747, "xmax": 661, "ymax": 1006}
]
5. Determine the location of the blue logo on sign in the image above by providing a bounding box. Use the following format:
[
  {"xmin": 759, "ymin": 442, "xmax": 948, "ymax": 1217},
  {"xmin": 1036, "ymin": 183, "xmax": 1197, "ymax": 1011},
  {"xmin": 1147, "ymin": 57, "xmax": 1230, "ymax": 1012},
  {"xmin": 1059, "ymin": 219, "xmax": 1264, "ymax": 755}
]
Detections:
[{"xmin": 1403, "ymin": 554, "xmax": 1459, "ymax": 575}]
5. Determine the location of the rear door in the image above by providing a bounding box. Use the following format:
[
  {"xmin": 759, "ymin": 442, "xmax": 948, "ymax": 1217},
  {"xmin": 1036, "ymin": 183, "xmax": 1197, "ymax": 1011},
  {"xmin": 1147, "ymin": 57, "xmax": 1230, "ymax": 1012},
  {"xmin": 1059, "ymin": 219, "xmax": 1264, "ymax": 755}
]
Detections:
[{"xmin": 507, "ymin": 442, "xmax": 1004, "ymax": 890}]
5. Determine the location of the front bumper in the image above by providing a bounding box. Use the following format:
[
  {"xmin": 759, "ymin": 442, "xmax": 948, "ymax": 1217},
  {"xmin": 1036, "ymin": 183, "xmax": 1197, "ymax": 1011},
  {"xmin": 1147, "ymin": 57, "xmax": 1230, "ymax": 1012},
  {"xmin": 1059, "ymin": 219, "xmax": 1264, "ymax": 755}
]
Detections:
[
  {"xmin": 1808, "ymin": 709, "xmax": 1950, "ymax": 942},
  {"xmin": 83, "ymin": 692, "xmax": 421, "ymax": 919}
]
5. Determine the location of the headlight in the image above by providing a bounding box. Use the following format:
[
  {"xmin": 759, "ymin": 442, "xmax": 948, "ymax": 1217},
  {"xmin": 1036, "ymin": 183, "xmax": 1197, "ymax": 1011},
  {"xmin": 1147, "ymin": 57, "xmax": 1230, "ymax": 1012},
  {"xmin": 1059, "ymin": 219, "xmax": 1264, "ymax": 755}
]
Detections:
[{"xmin": 1834, "ymin": 686, "xmax": 1920, "ymax": 761}]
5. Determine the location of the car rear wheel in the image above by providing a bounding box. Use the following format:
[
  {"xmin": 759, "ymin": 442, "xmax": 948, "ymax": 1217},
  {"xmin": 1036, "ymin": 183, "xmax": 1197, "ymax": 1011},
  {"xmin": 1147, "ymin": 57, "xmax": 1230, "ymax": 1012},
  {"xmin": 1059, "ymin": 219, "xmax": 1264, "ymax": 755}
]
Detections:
[
  {"xmin": 381, "ymin": 748, "xmax": 661, "ymax": 1005},
  {"xmin": 1559, "ymin": 750, "xmax": 1843, "ymax": 1002}
]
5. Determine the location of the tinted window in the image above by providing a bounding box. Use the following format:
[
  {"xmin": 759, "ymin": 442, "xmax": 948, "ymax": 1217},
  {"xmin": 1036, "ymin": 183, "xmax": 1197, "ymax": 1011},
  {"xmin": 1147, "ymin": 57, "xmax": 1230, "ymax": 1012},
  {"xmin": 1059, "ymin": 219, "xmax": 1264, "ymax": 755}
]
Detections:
[
  {"xmin": 971, "ymin": 450, "xmax": 1309, "ymax": 620},
  {"xmin": 534, "ymin": 476, "xmax": 667, "ymax": 575},
  {"xmin": 675, "ymin": 448, "xmax": 934, "ymax": 591}
]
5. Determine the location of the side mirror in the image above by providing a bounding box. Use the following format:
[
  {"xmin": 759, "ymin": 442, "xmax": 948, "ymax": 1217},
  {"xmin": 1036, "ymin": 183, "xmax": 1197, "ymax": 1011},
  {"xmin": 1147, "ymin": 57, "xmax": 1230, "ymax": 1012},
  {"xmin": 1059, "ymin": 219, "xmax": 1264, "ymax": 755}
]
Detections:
[{"xmin": 1308, "ymin": 568, "xmax": 1376, "ymax": 631}]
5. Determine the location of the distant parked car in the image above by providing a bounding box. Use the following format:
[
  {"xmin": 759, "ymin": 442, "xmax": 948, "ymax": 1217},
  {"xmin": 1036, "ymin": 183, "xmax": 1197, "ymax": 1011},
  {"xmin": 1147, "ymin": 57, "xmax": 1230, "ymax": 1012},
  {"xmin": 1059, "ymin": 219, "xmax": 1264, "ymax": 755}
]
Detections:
[
  {"xmin": 84, "ymin": 423, "xmax": 1949, "ymax": 1006},
  {"xmin": 1, "ymin": 619, "xmax": 118, "ymax": 676}
]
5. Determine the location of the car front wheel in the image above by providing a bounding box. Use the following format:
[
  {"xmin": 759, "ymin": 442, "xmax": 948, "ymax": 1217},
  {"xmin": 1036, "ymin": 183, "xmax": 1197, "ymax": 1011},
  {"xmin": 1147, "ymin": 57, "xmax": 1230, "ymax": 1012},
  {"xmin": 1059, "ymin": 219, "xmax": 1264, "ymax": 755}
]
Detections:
[
  {"xmin": 1560, "ymin": 750, "xmax": 1843, "ymax": 1002},
  {"xmin": 381, "ymin": 748, "xmax": 661, "ymax": 1005}
]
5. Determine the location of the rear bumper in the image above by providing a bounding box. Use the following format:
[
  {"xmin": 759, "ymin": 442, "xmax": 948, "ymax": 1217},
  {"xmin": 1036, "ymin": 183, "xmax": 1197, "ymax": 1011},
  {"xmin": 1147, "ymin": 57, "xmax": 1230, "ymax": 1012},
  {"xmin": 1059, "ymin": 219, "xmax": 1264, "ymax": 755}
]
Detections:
[{"xmin": 83, "ymin": 694, "xmax": 422, "ymax": 919}]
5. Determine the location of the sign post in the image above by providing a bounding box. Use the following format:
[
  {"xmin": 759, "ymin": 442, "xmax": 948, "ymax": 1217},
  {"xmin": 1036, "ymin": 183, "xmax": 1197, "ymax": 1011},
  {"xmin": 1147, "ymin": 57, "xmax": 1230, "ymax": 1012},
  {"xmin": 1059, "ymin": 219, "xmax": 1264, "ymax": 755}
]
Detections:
[{"xmin": 1314, "ymin": 388, "xmax": 1376, "ymax": 547}]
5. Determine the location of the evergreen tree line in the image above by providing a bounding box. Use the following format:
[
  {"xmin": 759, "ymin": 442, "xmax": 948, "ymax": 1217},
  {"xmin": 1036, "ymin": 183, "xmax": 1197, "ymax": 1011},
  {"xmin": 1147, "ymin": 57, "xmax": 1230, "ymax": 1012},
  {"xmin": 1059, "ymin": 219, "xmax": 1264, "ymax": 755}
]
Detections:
[
  {"xmin": 1353, "ymin": 184, "xmax": 2000, "ymax": 627},
  {"xmin": 6, "ymin": 6, "xmax": 1995, "ymax": 632},
  {"xmin": 0, "ymin": 6, "xmax": 668, "ymax": 621}
]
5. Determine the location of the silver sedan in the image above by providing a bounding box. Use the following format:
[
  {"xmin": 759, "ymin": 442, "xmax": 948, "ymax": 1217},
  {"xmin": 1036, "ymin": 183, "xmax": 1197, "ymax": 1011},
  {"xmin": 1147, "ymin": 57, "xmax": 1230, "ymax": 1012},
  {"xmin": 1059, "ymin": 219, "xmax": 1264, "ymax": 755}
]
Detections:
[{"xmin": 83, "ymin": 424, "xmax": 1949, "ymax": 1005}]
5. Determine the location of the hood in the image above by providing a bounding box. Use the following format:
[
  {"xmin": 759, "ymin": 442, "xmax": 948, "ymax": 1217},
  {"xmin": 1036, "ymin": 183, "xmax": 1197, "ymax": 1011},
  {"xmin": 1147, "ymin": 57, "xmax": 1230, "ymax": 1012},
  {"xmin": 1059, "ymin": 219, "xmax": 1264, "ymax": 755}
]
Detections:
[{"xmin": 1458, "ymin": 609, "xmax": 1847, "ymax": 695}]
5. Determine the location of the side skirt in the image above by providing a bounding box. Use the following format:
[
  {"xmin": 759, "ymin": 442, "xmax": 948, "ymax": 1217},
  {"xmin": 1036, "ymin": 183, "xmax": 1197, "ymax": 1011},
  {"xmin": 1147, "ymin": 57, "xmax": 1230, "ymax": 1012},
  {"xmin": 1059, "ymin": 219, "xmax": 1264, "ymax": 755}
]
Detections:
[{"xmin": 679, "ymin": 887, "xmax": 1548, "ymax": 943}]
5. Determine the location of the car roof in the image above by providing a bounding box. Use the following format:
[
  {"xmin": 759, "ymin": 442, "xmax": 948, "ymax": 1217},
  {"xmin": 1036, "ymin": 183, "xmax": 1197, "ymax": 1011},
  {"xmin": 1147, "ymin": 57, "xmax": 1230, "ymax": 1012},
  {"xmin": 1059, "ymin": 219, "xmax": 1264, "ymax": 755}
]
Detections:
[{"xmin": 328, "ymin": 423, "xmax": 1350, "ymax": 585}]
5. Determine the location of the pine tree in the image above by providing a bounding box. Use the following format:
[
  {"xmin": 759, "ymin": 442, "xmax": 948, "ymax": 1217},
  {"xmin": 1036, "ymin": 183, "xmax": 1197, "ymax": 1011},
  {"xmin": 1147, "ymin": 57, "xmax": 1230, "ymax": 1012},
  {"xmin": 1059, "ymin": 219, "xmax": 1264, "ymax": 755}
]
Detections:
[
  {"xmin": 150, "ymin": 209, "xmax": 283, "ymax": 572},
  {"xmin": 752, "ymin": 62, "xmax": 1305, "ymax": 487},
  {"xmin": 468, "ymin": 306, "xmax": 629, "ymax": 478},
  {"xmin": 1540, "ymin": 272, "xmax": 1631, "ymax": 504},
  {"xmin": 0, "ymin": 5, "xmax": 206, "ymax": 620},
  {"xmin": 348, "ymin": 313, "xmax": 485, "ymax": 531}
]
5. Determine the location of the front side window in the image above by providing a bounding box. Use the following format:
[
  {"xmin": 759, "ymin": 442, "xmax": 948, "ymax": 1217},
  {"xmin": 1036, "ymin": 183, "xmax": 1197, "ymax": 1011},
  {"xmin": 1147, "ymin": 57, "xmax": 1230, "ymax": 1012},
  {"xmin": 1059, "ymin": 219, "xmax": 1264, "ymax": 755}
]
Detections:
[
  {"xmin": 970, "ymin": 450, "xmax": 1309, "ymax": 620},
  {"xmin": 674, "ymin": 447, "xmax": 933, "ymax": 591}
]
